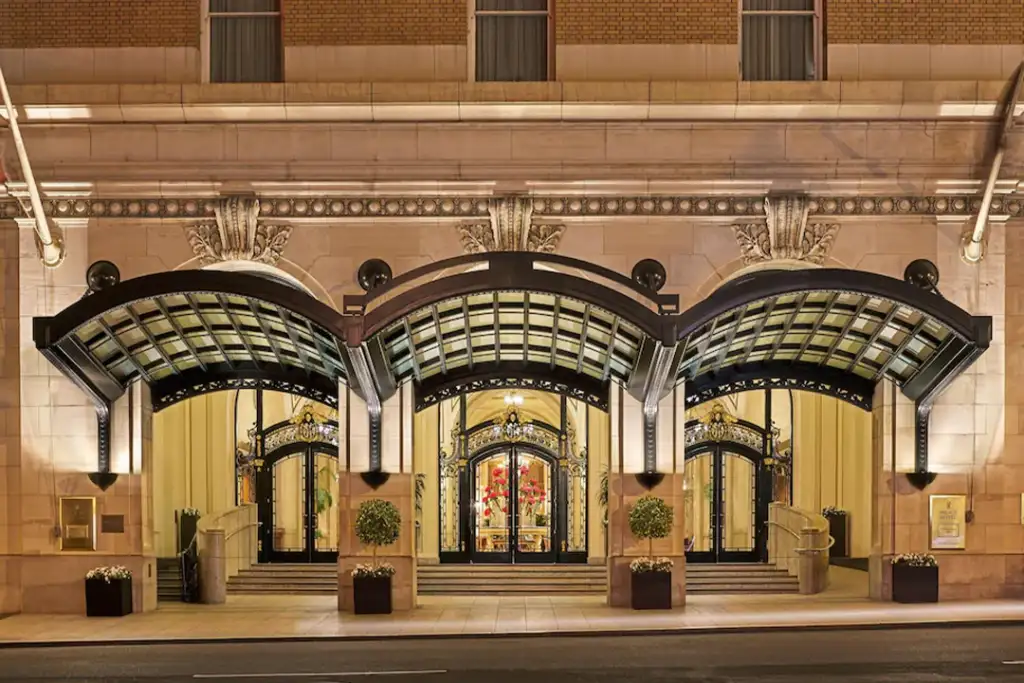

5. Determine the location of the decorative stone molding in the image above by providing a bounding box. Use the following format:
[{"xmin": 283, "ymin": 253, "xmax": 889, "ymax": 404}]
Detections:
[
  {"xmin": 2, "ymin": 193, "xmax": 1024, "ymax": 221},
  {"xmin": 456, "ymin": 197, "xmax": 566, "ymax": 253},
  {"xmin": 184, "ymin": 196, "xmax": 291, "ymax": 266},
  {"xmin": 732, "ymin": 196, "xmax": 840, "ymax": 266}
]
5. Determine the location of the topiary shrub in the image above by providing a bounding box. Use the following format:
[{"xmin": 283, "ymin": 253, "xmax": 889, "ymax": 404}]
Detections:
[
  {"xmin": 629, "ymin": 495, "xmax": 673, "ymax": 564},
  {"xmin": 354, "ymin": 499, "xmax": 401, "ymax": 573}
]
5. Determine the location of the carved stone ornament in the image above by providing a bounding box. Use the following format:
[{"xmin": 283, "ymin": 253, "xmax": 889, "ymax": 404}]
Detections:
[
  {"xmin": 732, "ymin": 196, "xmax": 840, "ymax": 266},
  {"xmin": 184, "ymin": 196, "xmax": 292, "ymax": 266},
  {"xmin": 456, "ymin": 197, "xmax": 566, "ymax": 254}
]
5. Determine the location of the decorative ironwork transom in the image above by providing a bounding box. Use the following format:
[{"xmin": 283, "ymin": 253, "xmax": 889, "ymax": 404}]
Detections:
[{"xmin": 263, "ymin": 409, "xmax": 340, "ymax": 452}]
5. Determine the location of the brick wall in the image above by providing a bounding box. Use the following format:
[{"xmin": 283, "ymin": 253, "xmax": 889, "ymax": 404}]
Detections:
[
  {"xmin": 553, "ymin": 0, "xmax": 736, "ymax": 44},
  {"xmin": 282, "ymin": 0, "xmax": 466, "ymax": 46},
  {"xmin": 829, "ymin": 0, "xmax": 1024, "ymax": 44},
  {"xmin": 0, "ymin": 0, "xmax": 200, "ymax": 49}
]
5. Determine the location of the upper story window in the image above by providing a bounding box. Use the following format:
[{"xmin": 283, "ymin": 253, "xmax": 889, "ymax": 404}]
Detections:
[
  {"xmin": 474, "ymin": 0, "xmax": 551, "ymax": 82},
  {"xmin": 740, "ymin": 0, "xmax": 822, "ymax": 81},
  {"xmin": 207, "ymin": 0, "xmax": 283, "ymax": 83}
]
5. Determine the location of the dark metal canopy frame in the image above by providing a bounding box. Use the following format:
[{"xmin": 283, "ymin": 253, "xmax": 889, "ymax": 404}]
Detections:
[{"xmin": 34, "ymin": 253, "xmax": 991, "ymax": 492}]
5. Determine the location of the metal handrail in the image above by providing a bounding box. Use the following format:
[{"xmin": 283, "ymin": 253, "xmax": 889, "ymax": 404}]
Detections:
[
  {"xmin": 766, "ymin": 519, "xmax": 835, "ymax": 553},
  {"xmin": 223, "ymin": 521, "xmax": 259, "ymax": 542}
]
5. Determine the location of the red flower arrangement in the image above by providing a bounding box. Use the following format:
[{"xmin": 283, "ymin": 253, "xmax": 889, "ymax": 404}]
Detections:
[
  {"xmin": 518, "ymin": 463, "xmax": 546, "ymax": 518},
  {"xmin": 481, "ymin": 465, "xmax": 509, "ymax": 520}
]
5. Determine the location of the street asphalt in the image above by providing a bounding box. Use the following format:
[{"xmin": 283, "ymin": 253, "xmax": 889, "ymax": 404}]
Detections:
[{"xmin": 3, "ymin": 625, "xmax": 1024, "ymax": 682}]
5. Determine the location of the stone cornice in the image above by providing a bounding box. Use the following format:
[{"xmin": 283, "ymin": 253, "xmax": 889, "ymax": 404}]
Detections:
[
  {"xmin": 6, "ymin": 80, "xmax": 1020, "ymax": 124},
  {"xmin": 1, "ymin": 194, "xmax": 1023, "ymax": 221}
]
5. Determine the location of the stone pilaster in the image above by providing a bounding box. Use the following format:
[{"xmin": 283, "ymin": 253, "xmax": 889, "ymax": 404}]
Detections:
[
  {"xmin": 605, "ymin": 388, "xmax": 687, "ymax": 608},
  {"xmin": 0, "ymin": 218, "xmax": 21, "ymax": 615},
  {"xmin": 337, "ymin": 384, "xmax": 416, "ymax": 612}
]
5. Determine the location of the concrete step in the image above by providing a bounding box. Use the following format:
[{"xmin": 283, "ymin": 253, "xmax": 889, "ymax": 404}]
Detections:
[
  {"xmin": 229, "ymin": 586, "xmax": 336, "ymax": 595},
  {"xmin": 416, "ymin": 564, "xmax": 607, "ymax": 596}
]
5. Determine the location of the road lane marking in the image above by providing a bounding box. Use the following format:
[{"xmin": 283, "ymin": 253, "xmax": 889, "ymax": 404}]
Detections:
[
  {"xmin": 193, "ymin": 670, "xmax": 447, "ymax": 679},
  {"xmin": 1004, "ymin": 661, "xmax": 1024, "ymax": 665}
]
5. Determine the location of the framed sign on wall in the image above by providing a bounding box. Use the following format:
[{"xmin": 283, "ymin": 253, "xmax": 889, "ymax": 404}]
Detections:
[
  {"xmin": 59, "ymin": 496, "xmax": 97, "ymax": 551},
  {"xmin": 929, "ymin": 494, "xmax": 967, "ymax": 550}
]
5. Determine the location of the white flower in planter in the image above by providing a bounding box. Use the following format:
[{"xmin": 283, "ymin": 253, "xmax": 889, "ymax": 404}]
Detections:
[
  {"xmin": 352, "ymin": 562, "xmax": 396, "ymax": 579},
  {"xmin": 892, "ymin": 553, "xmax": 938, "ymax": 567},
  {"xmin": 181, "ymin": 508, "xmax": 201, "ymax": 517},
  {"xmin": 822, "ymin": 506, "xmax": 848, "ymax": 517},
  {"xmin": 85, "ymin": 565, "xmax": 132, "ymax": 582},
  {"xmin": 629, "ymin": 557, "xmax": 673, "ymax": 574}
]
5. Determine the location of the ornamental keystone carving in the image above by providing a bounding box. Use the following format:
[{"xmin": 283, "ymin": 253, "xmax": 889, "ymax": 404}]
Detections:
[
  {"xmin": 456, "ymin": 197, "xmax": 566, "ymax": 253},
  {"xmin": 184, "ymin": 196, "xmax": 292, "ymax": 266},
  {"xmin": 732, "ymin": 196, "xmax": 839, "ymax": 266}
]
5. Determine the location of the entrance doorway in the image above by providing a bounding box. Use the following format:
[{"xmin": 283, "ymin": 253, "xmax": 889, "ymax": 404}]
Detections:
[
  {"xmin": 468, "ymin": 446, "xmax": 557, "ymax": 564},
  {"xmin": 256, "ymin": 442, "xmax": 340, "ymax": 563},
  {"xmin": 684, "ymin": 441, "xmax": 771, "ymax": 564}
]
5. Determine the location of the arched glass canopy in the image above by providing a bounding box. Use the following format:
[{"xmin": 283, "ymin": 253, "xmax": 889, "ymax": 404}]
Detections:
[
  {"xmin": 33, "ymin": 270, "xmax": 349, "ymax": 412},
  {"xmin": 34, "ymin": 252, "xmax": 991, "ymax": 486}
]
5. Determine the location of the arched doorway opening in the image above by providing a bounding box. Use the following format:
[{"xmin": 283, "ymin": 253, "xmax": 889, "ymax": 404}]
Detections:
[
  {"xmin": 437, "ymin": 390, "xmax": 591, "ymax": 565},
  {"xmin": 683, "ymin": 407, "xmax": 772, "ymax": 564},
  {"xmin": 252, "ymin": 410, "xmax": 340, "ymax": 564}
]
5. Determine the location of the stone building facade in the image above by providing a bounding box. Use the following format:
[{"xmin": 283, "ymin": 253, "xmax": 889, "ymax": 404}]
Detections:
[{"xmin": 0, "ymin": 0, "xmax": 1022, "ymax": 614}]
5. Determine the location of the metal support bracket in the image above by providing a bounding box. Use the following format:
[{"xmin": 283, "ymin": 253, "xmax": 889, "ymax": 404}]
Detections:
[
  {"xmin": 346, "ymin": 344, "xmax": 390, "ymax": 489},
  {"xmin": 905, "ymin": 401, "xmax": 937, "ymax": 491},
  {"xmin": 634, "ymin": 342, "xmax": 680, "ymax": 490},
  {"xmin": 88, "ymin": 405, "xmax": 118, "ymax": 491}
]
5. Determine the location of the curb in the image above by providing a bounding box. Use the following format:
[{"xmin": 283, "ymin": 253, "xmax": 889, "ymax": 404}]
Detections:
[{"xmin": 1, "ymin": 617, "xmax": 1023, "ymax": 649}]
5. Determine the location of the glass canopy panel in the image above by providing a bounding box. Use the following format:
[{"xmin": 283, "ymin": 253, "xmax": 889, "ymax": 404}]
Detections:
[
  {"xmin": 67, "ymin": 291, "xmax": 346, "ymax": 389},
  {"xmin": 378, "ymin": 292, "xmax": 646, "ymax": 394},
  {"xmin": 677, "ymin": 288, "xmax": 978, "ymax": 393}
]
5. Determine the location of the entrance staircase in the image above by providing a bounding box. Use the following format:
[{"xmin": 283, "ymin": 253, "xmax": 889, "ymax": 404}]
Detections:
[
  {"xmin": 417, "ymin": 564, "xmax": 607, "ymax": 596},
  {"xmin": 227, "ymin": 564, "xmax": 337, "ymax": 595},
  {"xmin": 157, "ymin": 557, "xmax": 183, "ymax": 602},
  {"xmin": 220, "ymin": 563, "xmax": 799, "ymax": 596},
  {"xmin": 686, "ymin": 564, "xmax": 799, "ymax": 594}
]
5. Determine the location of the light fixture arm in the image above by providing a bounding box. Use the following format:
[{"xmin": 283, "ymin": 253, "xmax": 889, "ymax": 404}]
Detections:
[
  {"xmin": 963, "ymin": 59, "xmax": 1024, "ymax": 264},
  {"xmin": 0, "ymin": 62, "xmax": 64, "ymax": 267}
]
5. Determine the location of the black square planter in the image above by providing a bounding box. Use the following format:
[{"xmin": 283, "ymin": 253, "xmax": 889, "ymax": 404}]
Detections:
[
  {"xmin": 353, "ymin": 575, "xmax": 393, "ymax": 615},
  {"xmin": 631, "ymin": 571, "xmax": 672, "ymax": 610},
  {"xmin": 85, "ymin": 577, "xmax": 133, "ymax": 617},
  {"xmin": 892, "ymin": 563, "xmax": 938, "ymax": 604},
  {"xmin": 828, "ymin": 514, "xmax": 849, "ymax": 559}
]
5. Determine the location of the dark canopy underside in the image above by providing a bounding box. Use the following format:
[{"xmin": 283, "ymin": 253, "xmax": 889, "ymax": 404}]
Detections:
[
  {"xmin": 34, "ymin": 255, "xmax": 991, "ymax": 418},
  {"xmin": 33, "ymin": 271, "xmax": 349, "ymax": 411},
  {"xmin": 675, "ymin": 269, "xmax": 991, "ymax": 410}
]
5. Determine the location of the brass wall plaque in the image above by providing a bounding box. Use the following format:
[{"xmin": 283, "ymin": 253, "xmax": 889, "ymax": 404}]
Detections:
[
  {"xmin": 929, "ymin": 494, "xmax": 967, "ymax": 550},
  {"xmin": 59, "ymin": 497, "xmax": 97, "ymax": 551},
  {"xmin": 101, "ymin": 514, "xmax": 125, "ymax": 534}
]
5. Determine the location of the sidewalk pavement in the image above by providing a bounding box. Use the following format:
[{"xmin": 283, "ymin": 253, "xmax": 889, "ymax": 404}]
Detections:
[{"xmin": 2, "ymin": 569, "xmax": 1023, "ymax": 647}]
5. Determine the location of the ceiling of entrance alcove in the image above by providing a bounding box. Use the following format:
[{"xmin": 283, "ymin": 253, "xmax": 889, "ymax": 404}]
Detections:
[{"xmin": 464, "ymin": 389, "xmax": 570, "ymax": 432}]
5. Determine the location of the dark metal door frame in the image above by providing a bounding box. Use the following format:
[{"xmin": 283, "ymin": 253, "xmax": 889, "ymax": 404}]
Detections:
[
  {"xmin": 684, "ymin": 441, "xmax": 770, "ymax": 564},
  {"xmin": 464, "ymin": 444, "xmax": 560, "ymax": 565},
  {"xmin": 256, "ymin": 441, "xmax": 340, "ymax": 564}
]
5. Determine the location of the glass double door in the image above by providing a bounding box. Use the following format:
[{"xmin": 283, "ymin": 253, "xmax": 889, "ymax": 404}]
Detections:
[
  {"xmin": 256, "ymin": 443, "xmax": 340, "ymax": 563},
  {"xmin": 469, "ymin": 447, "xmax": 556, "ymax": 563},
  {"xmin": 684, "ymin": 444, "xmax": 770, "ymax": 563}
]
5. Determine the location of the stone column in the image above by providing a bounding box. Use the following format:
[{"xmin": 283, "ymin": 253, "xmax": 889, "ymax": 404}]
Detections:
[
  {"xmin": 337, "ymin": 384, "xmax": 416, "ymax": 612},
  {"xmin": 606, "ymin": 387, "xmax": 687, "ymax": 608},
  {"xmin": 199, "ymin": 528, "xmax": 226, "ymax": 604},
  {"xmin": 15, "ymin": 218, "xmax": 158, "ymax": 614},
  {"xmin": 0, "ymin": 218, "xmax": 21, "ymax": 615}
]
